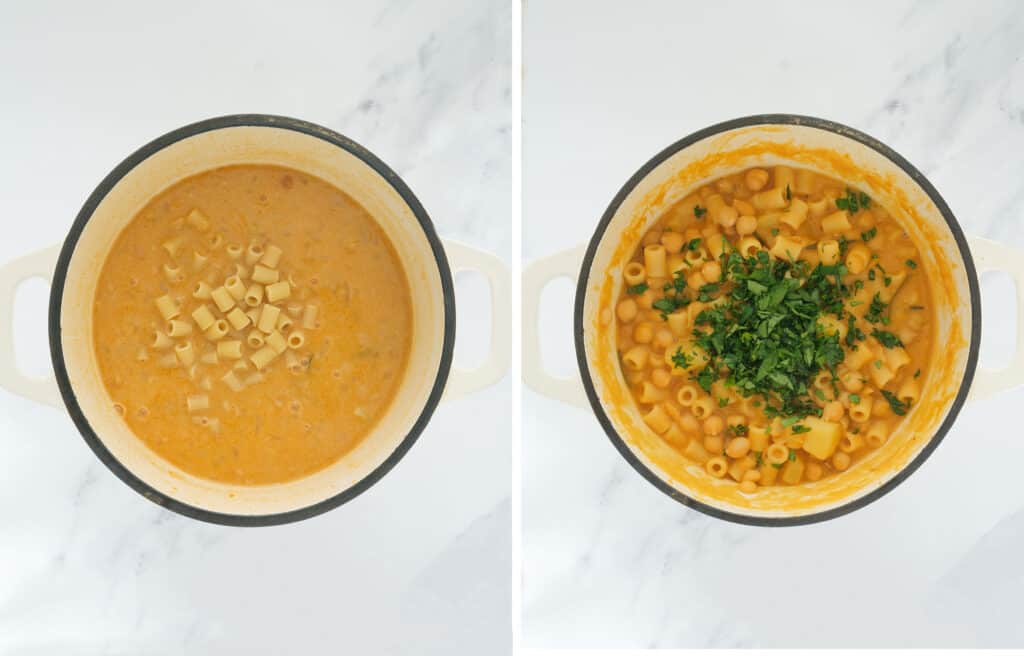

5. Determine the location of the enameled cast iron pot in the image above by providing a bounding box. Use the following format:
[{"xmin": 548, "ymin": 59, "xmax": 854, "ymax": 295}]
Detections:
[
  {"xmin": 0, "ymin": 115, "xmax": 510, "ymax": 526},
  {"xmin": 525, "ymin": 114, "xmax": 1024, "ymax": 526}
]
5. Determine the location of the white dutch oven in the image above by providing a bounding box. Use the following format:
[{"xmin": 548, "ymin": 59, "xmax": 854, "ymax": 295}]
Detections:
[
  {"xmin": 0, "ymin": 115, "xmax": 510, "ymax": 526},
  {"xmin": 525, "ymin": 114, "xmax": 1024, "ymax": 525}
]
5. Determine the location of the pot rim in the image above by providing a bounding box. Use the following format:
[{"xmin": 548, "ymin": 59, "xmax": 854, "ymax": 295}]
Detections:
[
  {"xmin": 573, "ymin": 113, "xmax": 981, "ymax": 526},
  {"xmin": 48, "ymin": 113, "xmax": 456, "ymax": 527}
]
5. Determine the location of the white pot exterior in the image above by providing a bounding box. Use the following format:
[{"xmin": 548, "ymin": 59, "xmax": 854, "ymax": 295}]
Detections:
[{"xmin": 54, "ymin": 119, "xmax": 452, "ymax": 520}]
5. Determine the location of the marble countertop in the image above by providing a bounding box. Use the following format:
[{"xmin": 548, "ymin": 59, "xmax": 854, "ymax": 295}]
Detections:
[
  {"xmin": 523, "ymin": 0, "xmax": 1024, "ymax": 648},
  {"xmin": 0, "ymin": 0, "xmax": 511, "ymax": 653}
]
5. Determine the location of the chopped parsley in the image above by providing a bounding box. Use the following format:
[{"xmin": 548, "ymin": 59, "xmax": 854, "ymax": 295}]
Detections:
[
  {"xmin": 688, "ymin": 250, "xmax": 848, "ymax": 419},
  {"xmin": 694, "ymin": 205, "xmax": 707, "ymax": 218},
  {"xmin": 871, "ymin": 328, "xmax": 903, "ymax": 348},
  {"xmin": 718, "ymin": 397, "xmax": 731, "ymax": 407},
  {"xmin": 910, "ymin": 305, "xmax": 925, "ymax": 311},
  {"xmin": 845, "ymin": 315, "xmax": 866, "ymax": 347},
  {"xmin": 836, "ymin": 188, "xmax": 871, "ymax": 213},
  {"xmin": 914, "ymin": 368, "xmax": 921, "ymax": 379},
  {"xmin": 838, "ymin": 235, "xmax": 850, "ymax": 258},
  {"xmin": 861, "ymin": 227, "xmax": 878, "ymax": 242},
  {"xmin": 730, "ymin": 424, "xmax": 749, "ymax": 436},
  {"xmin": 868, "ymin": 269, "xmax": 876, "ymax": 281},
  {"xmin": 906, "ymin": 259, "xmax": 917, "ymax": 269},
  {"xmin": 627, "ymin": 283, "xmax": 648, "ymax": 295},
  {"xmin": 814, "ymin": 388, "xmax": 826, "ymax": 400},
  {"xmin": 785, "ymin": 184, "xmax": 792, "ymax": 201},
  {"xmin": 671, "ymin": 347, "xmax": 690, "ymax": 369},
  {"xmin": 849, "ymin": 393, "xmax": 861, "ymax": 404},
  {"xmin": 881, "ymin": 389, "xmax": 910, "ymax": 416},
  {"xmin": 791, "ymin": 424, "xmax": 811, "ymax": 434},
  {"xmin": 686, "ymin": 238, "xmax": 703, "ymax": 252},
  {"xmin": 874, "ymin": 359, "xmax": 883, "ymax": 369},
  {"xmin": 865, "ymin": 293, "xmax": 887, "ymax": 323},
  {"xmin": 788, "ymin": 448, "xmax": 798, "ymax": 461}
]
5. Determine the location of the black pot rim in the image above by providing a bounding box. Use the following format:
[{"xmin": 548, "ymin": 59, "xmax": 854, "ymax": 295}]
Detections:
[
  {"xmin": 48, "ymin": 114, "xmax": 456, "ymax": 527},
  {"xmin": 573, "ymin": 113, "xmax": 981, "ymax": 527}
]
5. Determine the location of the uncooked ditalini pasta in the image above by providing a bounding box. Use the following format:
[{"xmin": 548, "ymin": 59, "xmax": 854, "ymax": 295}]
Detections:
[
  {"xmin": 302, "ymin": 304, "xmax": 318, "ymax": 329},
  {"xmin": 244, "ymin": 283, "xmax": 263, "ymax": 307},
  {"xmin": 185, "ymin": 209, "xmax": 209, "ymax": 232},
  {"xmin": 226, "ymin": 307, "xmax": 250, "ymax": 331},
  {"xmin": 211, "ymin": 286, "xmax": 235, "ymax": 312},
  {"xmin": 200, "ymin": 349, "xmax": 219, "ymax": 365},
  {"xmin": 246, "ymin": 329, "xmax": 265, "ymax": 349},
  {"xmin": 257, "ymin": 304, "xmax": 281, "ymax": 333},
  {"xmin": 265, "ymin": 281, "xmax": 290, "ymax": 303},
  {"xmin": 612, "ymin": 165, "xmax": 933, "ymax": 493},
  {"xmin": 152, "ymin": 331, "xmax": 174, "ymax": 349},
  {"xmin": 245, "ymin": 243, "xmax": 264, "ymax": 266},
  {"xmin": 191, "ymin": 305, "xmax": 216, "ymax": 332},
  {"xmin": 204, "ymin": 319, "xmax": 230, "ymax": 341},
  {"xmin": 251, "ymin": 264, "xmax": 279, "ymax": 285},
  {"xmin": 250, "ymin": 346, "xmax": 278, "ymax": 371},
  {"xmin": 276, "ymin": 313, "xmax": 294, "ymax": 333},
  {"xmin": 265, "ymin": 331, "xmax": 287, "ymax": 354},
  {"xmin": 221, "ymin": 370, "xmax": 244, "ymax": 392},
  {"xmin": 225, "ymin": 276, "xmax": 247, "ymax": 301},
  {"xmin": 155, "ymin": 295, "xmax": 180, "ymax": 321},
  {"xmin": 217, "ymin": 340, "xmax": 243, "ymax": 359},
  {"xmin": 167, "ymin": 319, "xmax": 192, "ymax": 337},
  {"xmin": 261, "ymin": 244, "xmax": 283, "ymax": 268},
  {"xmin": 187, "ymin": 394, "xmax": 209, "ymax": 412},
  {"xmin": 287, "ymin": 331, "xmax": 305, "ymax": 350},
  {"xmin": 193, "ymin": 281, "xmax": 213, "ymax": 300},
  {"xmin": 175, "ymin": 341, "xmax": 195, "ymax": 367},
  {"xmin": 226, "ymin": 243, "xmax": 244, "ymax": 260}
]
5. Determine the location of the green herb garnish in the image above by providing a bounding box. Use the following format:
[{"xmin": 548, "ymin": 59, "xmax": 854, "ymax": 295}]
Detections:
[
  {"xmin": 881, "ymin": 389, "xmax": 910, "ymax": 416},
  {"xmin": 871, "ymin": 328, "xmax": 903, "ymax": 348},
  {"xmin": 694, "ymin": 205, "xmax": 707, "ymax": 218},
  {"xmin": 686, "ymin": 238, "xmax": 702, "ymax": 252},
  {"xmin": 861, "ymin": 227, "xmax": 878, "ymax": 242},
  {"xmin": 849, "ymin": 393, "xmax": 861, "ymax": 404},
  {"xmin": 670, "ymin": 347, "xmax": 690, "ymax": 369},
  {"xmin": 865, "ymin": 293, "xmax": 887, "ymax": 323},
  {"xmin": 906, "ymin": 259, "xmax": 917, "ymax": 269},
  {"xmin": 627, "ymin": 283, "xmax": 648, "ymax": 295},
  {"xmin": 836, "ymin": 188, "xmax": 871, "ymax": 213}
]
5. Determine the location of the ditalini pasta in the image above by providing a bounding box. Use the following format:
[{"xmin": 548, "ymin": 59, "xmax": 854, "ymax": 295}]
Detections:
[
  {"xmin": 613, "ymin": 165, "xmax": 933, "ymax": 493},
  {"xmin": 92, "ymin": 164, "xmax": 412, "ymax": 486}
]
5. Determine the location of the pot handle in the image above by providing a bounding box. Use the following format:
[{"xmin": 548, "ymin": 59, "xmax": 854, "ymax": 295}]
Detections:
[
  {"xmin": 967, "ymin": 235, "xmax": 1024, "ymax": 401},
  {"xmin": 522, "ymin": 245, "xmax": 589, "ymax": 407},
  {"xmin": 0, "ymin": 244, "xmax": 63, "ymax": 408},
  {"xmin": 441, "ymin": 239, "xmax": 511, "ymax": 399}
]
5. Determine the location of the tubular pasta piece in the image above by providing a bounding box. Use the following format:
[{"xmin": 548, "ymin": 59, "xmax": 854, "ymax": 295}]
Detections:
[
  {"xmin": 155, "ymin": 295, "xmax": 180, "ymax": 320},
  {"xmin": 204, "ymin": 319, "xmax": 230, "ymax": 341},
  {"xmin": 217, "ymin": 340, "xmax": 243, "ymax": 359},
  {"xmin": 211, "ymin": 286, "xmax": 235, "ymax": 312},
  {"xmin": 152, "ymin": 331, "xmax": 174, "ymax": 349},
  {"xmin": 265, "ymin": 281, "xmax": 290, "ymax": 303},
  {"xmin": 226, "ymin": 307, "xmax": 251, "ymax": 331},
  {"xmin": 260, "ymin": 244, "xmax": 283, "ymax": 268},
  {"xmin": 249, "ymin": 346, "xmax": 278, "ymax": 371},
  {"xmin": 175, "ymin": 341, "xmax": 195, "ymax": 367},
  {"xmin": 221, "ymin": 370, "xmax": 244, "ymax": 392},
  {"xmin": 287, "ymin": 330, "xmax": 305, "ymax": 350},
  {"xmin": 265, "ymin": 331, "xmax": 287, "ymax": 354},
  {"xmin": 301, "ymin": 304, "xmax": 318, "ymax": 329},
  {"xmin": 251, "ymin": 264, "xmax": 279, "ymax": 285},
  {"xmin": 193, "ymin": 281, "xmax": 213, "ymax": 300},
  {"xmin": 257, "ymin": 304, "xmax": 281, "ymax": 333},
  {"xmin": 244, "ymin": 283, "xmax": 263, "ymax": 307},
  {"xmin": 224, "ymin": 276, "xmax": 247, "ymax": 301},
  {"xmin": 187, "ymin": 394, "xmax": 209, "ymax": 412},
  {"xmin": 191, "ymin": 305, "xmax": 216, "ymax": 332},
  {"xmin": 245, "ymin": 243, "xmax": 265, "ymax": 266},
  {"xmin": 185, "ymin": 209, "xmax": 210, "ymax": 232},
  {"xmin": 166, "ymin": 319, "xmax": 193, "ymax": 337},
  {"xmin": 247, "ymin": 329, "xmax": 265, "ymax": 349}
]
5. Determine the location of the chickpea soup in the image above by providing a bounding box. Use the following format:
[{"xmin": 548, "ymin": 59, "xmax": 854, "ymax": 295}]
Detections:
[
  {"xmin": 93, "ymin": 164, "xmax": 412, "ymax": 486},
  {"xmin": 614, "ymin": 165, "xmax": 934, "ymax": 493}
]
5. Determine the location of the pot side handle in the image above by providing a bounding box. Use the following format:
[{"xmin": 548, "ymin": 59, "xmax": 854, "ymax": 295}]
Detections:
[
  {"xmin": 967, "ymin": 236, "xmax": 1024, "ymax": 401},
  {"xmin": 522, "ymin": 245, "xmax": 588, "ymax": 407},
  {"xmin": 0, "ymin": 245, "xmax": 63, "ymax": 408},
  {"xmin": 441, "ymin": 239, "xmax": 511, "ymax": 400}
]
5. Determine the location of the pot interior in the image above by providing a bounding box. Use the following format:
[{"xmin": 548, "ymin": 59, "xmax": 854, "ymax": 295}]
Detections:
[
  {"xmin": 581, "ymin": 120, "xmax": 975, "ymax": 520},
  {"xmin": 59, "ymin": 123, "xmax": 447, "ymax": 517}
]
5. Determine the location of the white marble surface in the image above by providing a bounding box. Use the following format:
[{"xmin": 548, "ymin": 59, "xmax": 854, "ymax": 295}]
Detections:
[
  {"xmin": 523, "ymin": 0, "xmax": 1024, "ymax": 648},
  {"xmin": 0, "ymin": 1, "xmax": 512, "ymax": 653}
]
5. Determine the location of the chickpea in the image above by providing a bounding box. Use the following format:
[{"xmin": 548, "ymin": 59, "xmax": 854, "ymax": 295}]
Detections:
[
  {"xmin": 745, "ymin": 168, "xmax": 770, "ymax": 191},
  {"xmin": 634, "ymin": 322, "xmax": 654, "ymax": 344},
  {"xmin": 637, "ymin": 289, "xmax": 655, "ymax": 310},
  {"xmin": 653, "ymin": 328, "xmax": 674, "ymax": 350},
  {"xmin": 725, "ymin": 437, "xmax": 751, "ymax": 458},
  {"xmin": 703, "ymin": 415, "xmax": 725, "ymax": 436},
  {"xmin": 641, "ymin": 230, "xmax": 662, "ymax": 246},
  {"xmin": 679, "ymin": 412, "xmax": 700, "ymax": 434},
  {"xmin": 715, "ymin": 177, "xmax": 735, "ymax": 194},
  {"xmin": 660, "ymin": 231, "xmax": 685, "ymax": 253},
  {"xmin": 650, "ymin": 368, "xmax": 672, "ymax": 388},
  {"xmin": 739, "ymin": 479, "xmax": 758, "ymax": 493},
  {"xmin": 736, "ymin": 215, "xmax": 758, "ymax": 236},
  {"xmin": 873, "ymin": 399, "xmax": 893, "ymax": 418},
  {"xmin": 832, "ymin": 451, "xmax": 851, "ymax": 471},
  {"xmin": 805, "ymin": 461, "xmax": 824, "ymax": 481},
  {"xmin": 703, "ymin": 434, "xmax": 724, "ymax": 454},
  {"xmin": 701, "ymin": 260, "xmax": 722, "ymax": 282},
  {"xmin": 717, "ymin": 206, "xmax": 738, "ymax": 229},
  {"xmin": 616, "ymin": 298, "xmax": 638, "ymax": 323},
  {"xmin": 822, "ymin": 401, "xmax": 845, "ymax": 422}
]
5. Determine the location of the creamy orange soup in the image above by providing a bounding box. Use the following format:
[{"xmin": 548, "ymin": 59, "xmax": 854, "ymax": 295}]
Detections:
[
  {"xmin": 94, "ymin": 164, "xmax": 412, "ymax": 485},
  {"xmin": 613, "ymin": 166, "xmax": 934, "ymax": 492}
]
